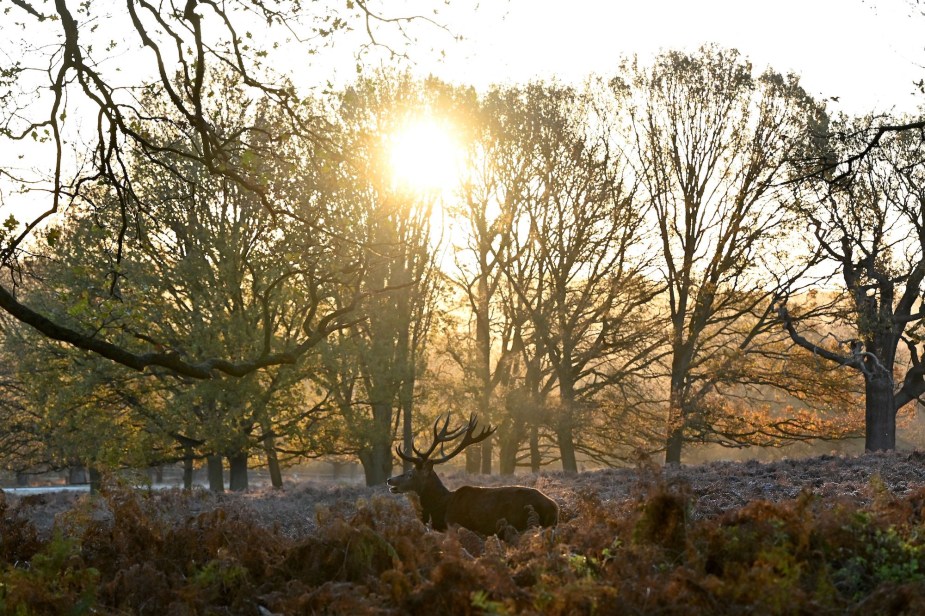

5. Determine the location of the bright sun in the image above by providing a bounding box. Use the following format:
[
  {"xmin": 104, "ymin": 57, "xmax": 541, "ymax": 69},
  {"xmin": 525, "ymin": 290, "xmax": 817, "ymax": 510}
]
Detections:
[{"xmin": 387, "ymin": 117, "xmax": 463, "ymax": 194}]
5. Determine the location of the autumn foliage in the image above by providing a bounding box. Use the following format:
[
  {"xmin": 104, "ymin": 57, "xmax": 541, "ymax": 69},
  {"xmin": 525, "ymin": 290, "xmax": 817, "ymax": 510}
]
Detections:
[{"xmin": 3, "ymin": 453, "xmax": 925, "ymax": 615}]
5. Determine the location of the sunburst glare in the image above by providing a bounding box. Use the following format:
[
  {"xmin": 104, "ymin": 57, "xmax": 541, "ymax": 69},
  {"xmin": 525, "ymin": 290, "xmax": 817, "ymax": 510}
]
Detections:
[{"xmin": 387, "ymin": 117, "xmax": 463, "ymax": 194}]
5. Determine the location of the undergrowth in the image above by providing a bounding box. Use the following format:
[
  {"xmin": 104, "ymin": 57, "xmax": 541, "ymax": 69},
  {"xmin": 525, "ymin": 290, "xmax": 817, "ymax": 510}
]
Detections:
[{"xmin": 2, "ymin": 474, "xmax": 925, "ymax": 615}]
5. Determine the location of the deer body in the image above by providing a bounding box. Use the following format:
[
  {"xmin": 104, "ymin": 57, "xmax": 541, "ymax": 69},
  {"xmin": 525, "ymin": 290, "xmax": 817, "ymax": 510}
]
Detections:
[
  {"xmin": 387, "ymin": 414, "xmax": 559, "ymax": 536},
  {"xmin": 447, "ymin": 485, "xmax": 558, "ymax": 534}
]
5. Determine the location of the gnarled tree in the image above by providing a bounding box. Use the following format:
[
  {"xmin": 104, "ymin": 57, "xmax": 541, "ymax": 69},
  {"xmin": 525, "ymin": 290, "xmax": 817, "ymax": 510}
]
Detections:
[{"xmin": 780, "ymin": 114, "xmax": 925, "ymax": 451}]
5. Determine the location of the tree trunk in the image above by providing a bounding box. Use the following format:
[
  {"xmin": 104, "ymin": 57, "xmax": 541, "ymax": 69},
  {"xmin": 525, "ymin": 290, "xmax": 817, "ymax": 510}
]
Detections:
[
  {"xmin": 498, "ymin": 428, "xmax": 519, "ymax": 475},
  {"xmin": 68, "ymin": 465, "xmax": 87, "ymax": 485},
  {"xmin": 88, "ymin": 467, "xmax": 102, "ymax": 494},
  {"xmin": 557, "ymin": 376, "xmax": 579, "ymax": 473},
  {"xmin": 557, "ymin": 420, "xmax": 578, "ymax": 473},
  {"xmin": 359, "ymin": 402, "xmax": 394, "ymax": 486},
  {"xmin": 263, "ymin": 435, "xmax": 283, "ymax": 489},
  {"xmin": 475, "ymin": 242, "xmax": 493, "ymax": 475},
  {"xmin": 480, "ymin": 438, "xmax": 493, "ymax": 475},
  {"xmin": 530, "ymin": 425, "xmax": 541, "ymax": 473},
  {"xmin": 664, "ymin": 385, "xmax": 685, "ymax": 465},
  {"xmin": 229, "ymin": 452, "xmax": 249, "ymax": 491},
  {"xmin": 865, "ymin": 376, "xmax": 897, "ymax": 451},
  {"xmin": 183, "ymin": 450, "xmax": 194, "ymax": 491},
  {"xmin": 466, "ymin": 446, "xmax": 481, "ymax": 473},
  {"xmin": 398, "ymin": 364, "xmax": 417, "ymax": 475},
  {"xmin": 207, "ymin": 454, "xmax": 224, "ymax": 492},
  {"xmin": 359, "ymin": 441, "xmax": 393, "ymax": 486}
]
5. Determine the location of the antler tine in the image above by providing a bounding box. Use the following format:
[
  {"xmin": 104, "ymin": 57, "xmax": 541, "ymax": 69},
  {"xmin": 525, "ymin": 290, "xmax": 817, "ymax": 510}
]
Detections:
[
  {"xmin": 429, "ymin": 413, "xmax": 496, "ymax": 465},
  {"xmin": 395, "ymin": 444, "xmax": 417, "ymax": 464},
  {"xmin": 400, "ymin": 413, "xmax": 457, "ymax": 463},
  {"xmin": 399, "ymin": 413, "xmax": 495, "ymax": 465}
]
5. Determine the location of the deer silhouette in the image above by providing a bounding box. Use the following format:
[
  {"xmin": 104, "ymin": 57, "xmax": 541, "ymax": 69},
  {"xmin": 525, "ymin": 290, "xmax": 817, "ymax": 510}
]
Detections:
[{"xmin": 387, "ymin": 414, "xmax": 558, "ymax": 536}]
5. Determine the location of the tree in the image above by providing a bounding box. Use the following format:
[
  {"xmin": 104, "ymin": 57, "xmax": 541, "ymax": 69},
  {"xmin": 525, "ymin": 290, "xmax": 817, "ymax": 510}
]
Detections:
[
  {"xmin": 612, "ymin": 45, "xmax": 828, "ymax": 464},
  {"xmin": 1, "ymin": 70, "xmax": 349, "ymax": 490},
  {"xmin": 0, "ymin": 307, "xmax": 171, "ymax": 482},
  {"xmin": 780, "ymin": 114, "xmax": 925, "ymax": 451},
  {"xmin": 497, "ymin": 82, "xmax": 660, "ymax": 472},
  {"xmin": 310, "ymin": 73, "xmax": 443, "ymax": 486},
  {"xmin": 442, "ymin": 84, "xmax": 533, "ymax": 475},
  {"xmin": 0, "ymin": 0, "xmax": 448, "ymax": 378}
]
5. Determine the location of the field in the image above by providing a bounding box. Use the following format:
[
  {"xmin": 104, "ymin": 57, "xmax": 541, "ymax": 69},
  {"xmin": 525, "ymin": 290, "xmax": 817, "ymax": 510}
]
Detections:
[{"xmin": 3, "ymin": 451, "xmax": 925, "ymax": 615}]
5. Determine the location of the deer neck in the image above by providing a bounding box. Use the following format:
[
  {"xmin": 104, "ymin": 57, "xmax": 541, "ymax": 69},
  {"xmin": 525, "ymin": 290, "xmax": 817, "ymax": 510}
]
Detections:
[{"xmin": 419, "ymin": 471, "xmax": 451, "ymax": 510}]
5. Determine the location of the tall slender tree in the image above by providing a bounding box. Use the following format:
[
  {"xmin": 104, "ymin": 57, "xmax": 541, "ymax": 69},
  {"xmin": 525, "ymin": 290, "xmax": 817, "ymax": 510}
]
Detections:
[
  {"xmin": 312, "ymin": 74, "xmax": 443, "ymax": 485},
  {"xmin": 613, "ymin": 45, "xmax": 827, "ymax": 464}
]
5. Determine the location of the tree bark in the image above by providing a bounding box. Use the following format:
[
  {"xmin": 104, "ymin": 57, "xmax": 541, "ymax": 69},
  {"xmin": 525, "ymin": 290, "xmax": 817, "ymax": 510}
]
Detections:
[
  {"xmin": 263, "ymin": 435, "xmax": 283, "ymax": 489},
  {"xmin": 557, "ymin": 421, "xmax": 578, "ymax": 473},
  {"xmin": 88, "ymin": 467, "xmax": 102, "ymax": 494},
  {"xmin": 359, "ymin": 441, "xmax": 393, "ymax": 486},
  {"xmin": 466, "ymin": 446, "xmax": 481, "ymax": 473},
  {"xmin": 664, "ymin": 380, "xmax": 686, "ymax": 465},
  {"xmin": 556, "ymin": 366, "xmax": 579, "ymax": 472},
  {"xmin": 498, "ymin": 417, "xmax": 522, "ymax": 475},
  {"xmin": 359, "ymin": 401, "xmax": 394, "ymax": 486},
  {"xmin": 476, "ymin": 270, "xmax": 493, "ymax": 475},
  {"xmin": 665, "ymin": 427, "xmax": 684, "ymax": 466},
  {"xmin": 402, "ymin": 390, "xmax": 414, "ymax": 473},
  {"xmin": 228, "ymin": 452, "xmax": 249, "ymax": 491},
  {"xmin": 499, "ymin": 441, "xmax": 517, "ymax": 475},
  {"xmin": 183, "ymin": 449, "xmax": 194, "ymax": 491},
  {"xmin": 207, "ymin": 454, "xmax": 224, "ymax": 492},
  {"xmin": 530, "ymin": 425, "xmax": 541, "ymax": 473},
  {"xmin": 68, "ymin": 465, "xmax": 87, "ymax": 485},
  {"xmin": 865, "ymin": 376, "xmax": 897, "ymax": 451}
]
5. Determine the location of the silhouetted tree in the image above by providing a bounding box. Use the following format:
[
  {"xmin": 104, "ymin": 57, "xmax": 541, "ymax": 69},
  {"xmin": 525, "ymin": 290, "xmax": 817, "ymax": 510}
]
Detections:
[
  {"xmin": 780, "ymin": 114, "xmax": 925, "ymax": 451},
  {"xmin": 0, "ymin": 0, "xmax": 444, "ymax": 378},
  {"xmin": 612, "ymin": 45, "xmax": 827, "ymax": 464}
]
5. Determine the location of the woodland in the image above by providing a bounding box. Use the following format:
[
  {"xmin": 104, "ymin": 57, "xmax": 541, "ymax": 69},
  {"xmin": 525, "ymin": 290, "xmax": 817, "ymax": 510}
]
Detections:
[
  {"xmin": 1, "ymin": 1, "xmax": 924, "ymax": 488},
  {"xmin": 2, "ymin": 0, "xmax": 925, "ymax": 613}
]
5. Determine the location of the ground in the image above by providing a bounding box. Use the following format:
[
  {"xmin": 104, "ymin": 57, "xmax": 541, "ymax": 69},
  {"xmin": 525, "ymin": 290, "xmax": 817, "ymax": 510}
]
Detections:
[
  {"xmin": 3, "ymin": 450, "xmax": 925, "ymax": 615},
  {"xmin": 7, "ymin": 450, "xmax": 924, "ymax": 540}
]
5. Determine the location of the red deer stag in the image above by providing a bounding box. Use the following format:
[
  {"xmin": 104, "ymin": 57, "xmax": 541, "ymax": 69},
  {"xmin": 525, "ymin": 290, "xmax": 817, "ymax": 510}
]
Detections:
[{"xmin": 387, "ymin": 414, "xmax": 558, "ymax": 536}]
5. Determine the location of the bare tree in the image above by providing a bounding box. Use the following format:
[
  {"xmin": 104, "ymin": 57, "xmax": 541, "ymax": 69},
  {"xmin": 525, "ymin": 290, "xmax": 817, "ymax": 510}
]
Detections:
[
  {"xmin": 497, "ymin": 82, "xmax": 660, "ymax": 473},
  {"xmin": 613, "ymin": 45, "xmax": 828, "ymax": 464},
  {"xmin": 780, "ymin": 115, "xmax": 925, "ymax": 451}
]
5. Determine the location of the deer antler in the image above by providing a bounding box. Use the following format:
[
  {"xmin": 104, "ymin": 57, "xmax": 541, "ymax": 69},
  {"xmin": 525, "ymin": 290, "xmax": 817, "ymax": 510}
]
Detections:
[{"xmin": 396, "ymin": 413, "xmax": 496, "ymax": 466}]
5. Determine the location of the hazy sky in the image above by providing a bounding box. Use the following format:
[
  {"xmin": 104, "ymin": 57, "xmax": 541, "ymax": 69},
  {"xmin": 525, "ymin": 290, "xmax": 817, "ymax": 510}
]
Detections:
[{"xmin": 419, "ymin": 0, "xmax": 924, "ymax": 115}]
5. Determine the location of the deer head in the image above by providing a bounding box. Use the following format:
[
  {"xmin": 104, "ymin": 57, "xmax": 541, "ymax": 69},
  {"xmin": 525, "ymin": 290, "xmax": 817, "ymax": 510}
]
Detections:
[{"xmin": 387, "ymin": 413, "xmax": 495, "ymax": 495}]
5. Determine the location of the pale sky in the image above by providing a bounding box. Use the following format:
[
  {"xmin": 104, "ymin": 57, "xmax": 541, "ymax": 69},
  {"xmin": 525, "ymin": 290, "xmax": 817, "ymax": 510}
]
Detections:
[
  {"xmin": 1, "ymin": 0, "xmax": 922, "ymax": 225},
  {"xmin": 412, "ymin": 0, "xmax": 924, "ymax": 115}
]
